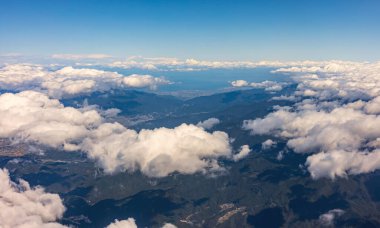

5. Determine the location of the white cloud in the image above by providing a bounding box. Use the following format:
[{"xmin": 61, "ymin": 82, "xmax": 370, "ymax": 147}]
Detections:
[
  {"xmin": 0, "ymin": 168, "xmax": 67, "ymax": 228},
  {"xmin": 110, "ymin": 57, "xmax": 265, "ymax": 71},
  {"xmin": 106, "ymin": 218, "xmax": 137, "ymax": 228},
  {"xmin": 196, "ymin": 118, "xmax": 220, "ymax": 129},
  {"xmin": 244, "ymin": 61, "xmax": 380, "ymax": 179},
  {"xmin": 106, "ymin": 218, "xmax": 177, "ymax": 228},
  {"xmin": 244, "ymin": 106, "xmax": 380, "ymax": 154},
  {"xmin": 249, "ymin": 81, "xmax": 286, "ymax": 91},
  {"xmin": 0, "ymin": 91, "xmax": 239, "ymax": 178},
  {"xmin": 261, "ymin": 139, "xmax": 276, "ymax": 150},
  {"xmin": 0, "ymin": 91, "xmax": 102, "ymax": 148},
  {"xmin": 107, "ymin": 57, "xmax": 339, "ymax": 71},
  {"xmin": 0, "ymin": 170, "xmax": 175, "ymax": 228},
  {"xmin": 122, "ymin": 74, "xmax": 170, "ymax": 90},
  {"xmin": 0, "ymin": 64, "xmax": 171, "ymax": 98},
  {"xmin": 109, "ymin": 56, "xmax": 180, "ymax": 70},
  {"xmin": 231, "ymin": 80, "xmax": 286, "ymax": 91},
  {"xmin": 232, "ymin": 145, "xmax": 251, "ymax": 161},
  {"xmin": 306, "ymin": 150, "xmax": 380, "ymax": 179},
  {"xmin": 319, "ymin": 209, "xmax": 345, "ymax": 226},
  {"xmin": 273, "ymin": 61, "xmax": 380, "ymax": 101},
  {"xmin": 230, "ymin": 80, "xmax": 249, "ymax": 87},
  {"xmin": 82, "ymin": 122, "xmax": 232, "ymax": 177},
  {"xmin": 0, "ymin": 64, "xmax": 46, "ymax": 90},
  {"xmin": 243, "ymin": 100, "xmax": 380, "ymax": 178},
  {"xmin": 162, "ymin": 223, "xmax": 177, "ymax": 228},
  {"xmin": 364, "ymin": 96, "xmax": 380, "ymax": 114}
]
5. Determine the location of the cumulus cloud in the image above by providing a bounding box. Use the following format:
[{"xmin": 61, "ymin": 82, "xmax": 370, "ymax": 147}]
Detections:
[
  {"xmin": 196, "ymin": 118, "xmax": 220, "ymax": 129},
  {"xmin": 0, "ymin": 168, "xmax": 67, "ymax": 228},
  {"xmin": 261, "ymin": 139, "xmax": 277, "ymax": 150},
  {"xmin": 0, "ymin": 91, "xmax": 102, "ymax": 148},
  {"xmin": 244, "ymin": 61, "xmax": 380, "ymax": 179},
  {"xmin": 106, "ymin": 218, "xmax": 137, "ymax": 228},
  {"xmin": 243, "ymin": 98, "xmax": 380, "ymax": 178},
  {"xmin": 232, "ymin": 145, "xmax": 251, "ymax": 161},
  {"xmin": 122, "ymin": 74, "xmax": 170, "ymax": 90},
  {"xmin": 0, "ymin": 91, "xmax": 244, "ymax": 178},
  {"xmin": 273, "ymin": 61, "xmax": 380, "ymax": 101},
  {"xmin": 0, "ymin": 64, "xmax": 171, "ymax": 98},
  {"xmin": 306, "ymin": 150, "xmax": 380, "ymax": 179},
  {"xmin": 162, "ymin": 223, "xmax": 177, "ymax": 228},
  {"xmin": 231, "ymin": 80, "xmax": 286, "ymax": 91},
  {"xmin": 106, "ymin": 219, "xmax": 177, "ymax": 228},
  {"xmin": 82, "ymin": 123, "xmax": 232, "ymax": 177},
  {"xmin": 0, "ymin": 64, "xmax": 46, "ymax": 90},
  {"xmin": 319, "ymin": 209, "xmax": 345, "ymax": 226},
  {"xmin": 364, "ymin": 96, "xmax": 380, "ymax": 114},
  {"xmin": 0, "ymin": 165, "xmax": 174, "ymax": 228},
  {"xmin": 230, "ymin": 80, "xmax": 249, "ymax": 87},
  {"xmin": 244, "ymin": 105, "xmax": 380, "ymax": 154}
]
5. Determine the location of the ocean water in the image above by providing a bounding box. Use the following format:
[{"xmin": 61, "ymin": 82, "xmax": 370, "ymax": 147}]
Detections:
[{"xmin": 109, "ymin": 67, "xmax": 291, "ymax": 93}]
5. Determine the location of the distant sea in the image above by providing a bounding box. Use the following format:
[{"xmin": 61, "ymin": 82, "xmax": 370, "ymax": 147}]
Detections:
[{"xmin": 106, "ymin": 67, "xmax": 292, "ymax": 98}]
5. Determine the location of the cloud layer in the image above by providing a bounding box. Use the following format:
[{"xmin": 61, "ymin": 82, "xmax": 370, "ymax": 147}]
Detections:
[
  {"xmin": 0, "ymin": 168, "xmax": 66, "ymax": 228},
  {"xmin": 244, "ymin": 61, "xmax": 380, "ymax": 179},
  {"xmin": 107, "ymin": 56, "xmax": 335, "ymax": 71},
  {"xmin": 0, "ymin": 91, "xmax": 240, "ymax": 177},
  {"xmin": 0, "ymin": 90, "xmax": 102, "ymax": 148},
  {"xmin": 0, "ymin": 168, "xmax": 176, "ymax": 228},
  {"xmin": 0, "ymin": 64, "xmax": 170, "ymax": 98}
]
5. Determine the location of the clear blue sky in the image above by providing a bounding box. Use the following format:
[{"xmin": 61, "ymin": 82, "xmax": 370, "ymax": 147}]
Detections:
[{"xmin": 1, "ymin": 0, "xmax": 379, "ymax": 61}]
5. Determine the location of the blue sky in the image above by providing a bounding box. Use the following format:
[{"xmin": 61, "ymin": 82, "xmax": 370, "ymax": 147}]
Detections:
[{"xmin": 1, "ymin": 0, "xmax": 379, "ymax": 61}]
